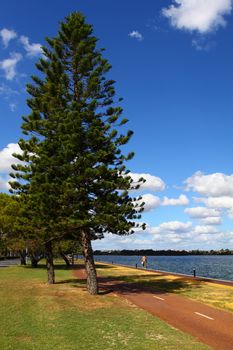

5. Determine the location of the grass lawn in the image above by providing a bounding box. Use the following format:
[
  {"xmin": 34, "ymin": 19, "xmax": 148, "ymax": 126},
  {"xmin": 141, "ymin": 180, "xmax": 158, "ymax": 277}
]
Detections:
[
  {"xmin": 0, "ymin": 262, "xmax": 210, "ymax": 350},
  {"xmin": 95, "ymin": 263, "xmax": 233, "ymax": 313}
]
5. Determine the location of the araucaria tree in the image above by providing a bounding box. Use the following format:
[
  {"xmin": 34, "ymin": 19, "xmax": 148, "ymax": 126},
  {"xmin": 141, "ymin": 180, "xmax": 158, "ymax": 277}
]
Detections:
[{"xmin": 10, "ymin": 12, "xmax": 145, "ymax": 294}]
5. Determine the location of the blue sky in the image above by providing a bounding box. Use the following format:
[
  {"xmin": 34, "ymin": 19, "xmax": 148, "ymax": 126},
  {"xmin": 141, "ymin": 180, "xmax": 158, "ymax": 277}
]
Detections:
[{"xmin": 0, "ymin": 0, "xmax": 233, "ymax": 250}]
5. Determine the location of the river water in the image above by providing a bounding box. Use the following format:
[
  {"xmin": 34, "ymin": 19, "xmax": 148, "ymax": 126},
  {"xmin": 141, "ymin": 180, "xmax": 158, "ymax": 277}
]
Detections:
[{"xmin": 94, "ymin": 255, "xmax": 233, "ymax": 281}]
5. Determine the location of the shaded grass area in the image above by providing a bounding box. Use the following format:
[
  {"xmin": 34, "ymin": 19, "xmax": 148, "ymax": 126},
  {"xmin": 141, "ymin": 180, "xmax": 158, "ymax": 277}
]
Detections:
[
  {"xmin": 0, "ymin": 263, "xmax": 210, "ymax": 350},
  {"xmin": 95, "ymin": 263, "xmax": 233, "ymax": 313}
]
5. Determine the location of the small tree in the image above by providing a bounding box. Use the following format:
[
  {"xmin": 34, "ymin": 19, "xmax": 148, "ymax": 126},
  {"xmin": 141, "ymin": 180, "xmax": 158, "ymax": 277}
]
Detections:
[{"xmin": 10, "ymin": 12, "xmax": 145, "ymax": 293}]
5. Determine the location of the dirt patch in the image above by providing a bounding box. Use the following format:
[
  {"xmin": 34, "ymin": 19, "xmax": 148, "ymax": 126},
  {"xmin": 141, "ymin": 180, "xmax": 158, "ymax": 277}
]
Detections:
[{"xmin": 15, "ymin": 335, "xmax": 32, "ymax": 343}]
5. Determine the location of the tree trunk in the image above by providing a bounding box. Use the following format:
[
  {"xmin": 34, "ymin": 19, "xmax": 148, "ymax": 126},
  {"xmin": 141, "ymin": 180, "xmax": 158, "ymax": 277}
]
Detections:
[
  {"xmin": 45, "ymin": 241, "xmax": 55, "ymax": 284},
  {"xmin": 60, "ymin": 251, "xmax": 71, "ymax": 267},
  {"xmin": 19, "ymin": 250, "xmax": 26, "ymax": 265},
  {"xmin": 81, "ymin": 230, "xmax": 98, "ymax": 295},
  {"xmin": 30, "ymin": 255, "xmax": 38, "ymax": 268}
]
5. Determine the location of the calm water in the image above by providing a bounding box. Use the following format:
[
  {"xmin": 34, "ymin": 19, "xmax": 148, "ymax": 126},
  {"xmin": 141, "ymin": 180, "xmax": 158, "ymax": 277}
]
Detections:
[{"xmin": 94, "ymin": 255, "xmax": 233, "ymax": 281}]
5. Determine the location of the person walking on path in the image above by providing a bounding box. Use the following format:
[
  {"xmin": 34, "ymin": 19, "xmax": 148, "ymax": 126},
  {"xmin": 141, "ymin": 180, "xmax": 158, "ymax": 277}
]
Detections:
[{"xmin": 141, "ymin": 255, "xmax": 147, "ymax": 268}]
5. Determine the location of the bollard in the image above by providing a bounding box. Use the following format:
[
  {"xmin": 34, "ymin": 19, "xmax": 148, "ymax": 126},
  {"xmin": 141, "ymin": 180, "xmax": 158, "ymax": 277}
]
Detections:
[
  {"xmin": 112, "ymin": 261, "xmax": 113, "ymax": 264},
  {"xmin": 136, "ymin": 263, "xmax": 137, "ymax": 269},
  {"xmin": 193, "ymin": 269, "xmax": 196, "ymax": 278}
]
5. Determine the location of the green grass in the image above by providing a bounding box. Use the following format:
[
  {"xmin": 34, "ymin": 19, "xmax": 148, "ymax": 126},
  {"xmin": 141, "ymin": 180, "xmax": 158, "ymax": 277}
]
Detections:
[
  {"xmin": 0, "ymin": 263, "xmax": 210, "ymax": 350},
  {"xmin": 96, "ymin": 263, "xmax": 233, "ymax": 313}
]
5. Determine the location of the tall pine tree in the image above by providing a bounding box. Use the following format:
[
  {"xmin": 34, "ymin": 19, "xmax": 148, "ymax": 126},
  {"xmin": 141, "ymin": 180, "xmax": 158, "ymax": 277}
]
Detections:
[{"xmin": 10, "ymin": 12, "xmax": 145, "ymax": 294}]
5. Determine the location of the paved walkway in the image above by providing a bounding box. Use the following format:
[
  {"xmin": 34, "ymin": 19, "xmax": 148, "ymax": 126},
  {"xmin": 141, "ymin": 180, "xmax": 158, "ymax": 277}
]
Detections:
[{"xmin": 74, "ymin": 267, "xmax": 233, "ymax": 350}]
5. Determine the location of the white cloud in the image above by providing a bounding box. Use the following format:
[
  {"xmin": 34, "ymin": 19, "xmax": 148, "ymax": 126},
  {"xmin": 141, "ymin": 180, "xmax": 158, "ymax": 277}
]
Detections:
[
  {"xmin": 185, "ymin": 171, "xmax": 233, "ymax": 197},
  {"xmin": 136, "ymin": 193, "xmax": 161, "ymax": 212},
  {"xmin": 162, "ymin": 194, "xmax": 189, "ymax": 206},
  {"xmin": 0, "ymin": 28, "xmax": 17, "ymax": 48},
  {"xmin": 200, "ymin": 217, "xmax": 222, "ymax": 225},
  {"xmin": 195, "ymin": 196, "xmax": 233, "ymax": 219},
  {"xmin": 0, "ymin": 176, "xmax": 10, "ymax": 191},
  {"xmin": 196, "ymin": 196, "xmax": 233, "ymax": 208},
  {"xmin": 129, "ymin": 30, "xmax": 144, "ymax": 41},
  {"xmin": 152, "ymin": 221, "xmax": 192, "ymax": 234},
  {"xmin": 0, "ymin": 84, "xmax": 19, "ymax": 98},
  {"xmin": 19, "ymin": 35, "xmax": 43, "ymax": 57},
  {"xmin": 184, "ymin": 206, "xmax": 221, "ymax": 218},
  {"xmin": 193, "ymin": 225, "xmax": 218, "ymax": 234},
  {"xmin": 0, "ymin": 143, "xmax": 22, "ymax": 172},
  {"xmin": 130, "ymin": 172, "xmax": 165, "ymax": 191},
  {"xmin": 0, "ymin": 52, "xmax": 22, "ymax": 80},
  {"xmin": 92, "ymin": 231, "xmax": 154, "ymax": 251},
  {"xmin": 145, "ymin": 220, "xmax": 229, "ymax": 249},
  {"xmin": 92, "ymin": 222, "xmax": 233, "ymax": 250},
  {"xmin": 162, "ymin": 0, "xmax": 232, "ymax": 33},
  {"xmin": 9, "ymin": 103, "xmax": 17, "ymax": 112},
  {"xmin": 191, "ymin": 37, "xmax": 215, "ymax": 51}
]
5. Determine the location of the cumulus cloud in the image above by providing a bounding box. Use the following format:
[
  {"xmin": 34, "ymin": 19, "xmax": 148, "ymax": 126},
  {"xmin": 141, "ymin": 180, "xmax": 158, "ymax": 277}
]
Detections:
[
  {"xmin": 130, "ymin": 172, "xmax": 165, "ymax": 192},
  {"xmin": 0, "ymin": 52, "xmax": 22, "ymax": 80},
  {"xmin": 19, "ymin": 35, "xmax": 43, "ymax": 57},
  {"xmin": 184, "ymin": 206, "xmax": 221, "ymax": 218},
  {"xmin": 162, "ymin": 194, "xmax": 189, "ymax": 206},
  {"xmin": 0, "ymin": 143, "xmax": 22, "ymax": 172},
  {"xmin": 185, "ymin": 171, "xmax": 233, "ymax": 197},
  {"xmin": 136, "ymin": 194, "xmax": 161, "ymax": 212},
  {"xmin": 196, "ymin": 196, "xmax": 233, "ymax": 208},
  {"xmin": 0, "ymin": 176, "xmax": 10, "ymax": 191},
  {"xmin": 0, "ymin": 28, "xmax": 17, "ymax": 48},
  {"xmin": 151, "ymin": 221, "xmax": 192, "ymax": 234},
  {"xmin": 162, "ymin": 0, "xmax": 232, "ymax": 33},
  {"xmin": 92, "ymin": 230, "xmax": 155, "ymax": 250},
  {"xmin": 146, "ymin": 220, "xmax": 228, "ymax": 249},
  {"xmin": 129, "ymin": 30, "xmax": 144, "ymax": 41},
  {"xmin": 92, "ymin": 221, "xmax": 232, "ymax": 250},
  {"xmin": 193, "ymin": 225, "xmax": 218, "ymax": 234},
  {"xmin": 195, "ymin": 196, "xmax": 233, "ymax": 219},
  {"xmin": 200, "ymin": 217, "xmax": 222, "ymax": 225}
]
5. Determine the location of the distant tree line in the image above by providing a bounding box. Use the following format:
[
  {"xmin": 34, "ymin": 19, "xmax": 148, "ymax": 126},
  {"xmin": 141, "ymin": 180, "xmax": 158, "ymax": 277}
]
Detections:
[{"xmin": 94, "ymin": 249, "xmax": 233, "ymax": 256}]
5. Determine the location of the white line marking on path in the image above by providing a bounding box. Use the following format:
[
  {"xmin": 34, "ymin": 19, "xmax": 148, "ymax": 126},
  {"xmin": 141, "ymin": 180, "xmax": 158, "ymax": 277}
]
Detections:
[
  {"xmin": 153, "ymin": 296, "xmax": 165, "ymax": 301},
  {"xmin": 194, "ymin": 312, "xmax": 214, "ymax": 320}
]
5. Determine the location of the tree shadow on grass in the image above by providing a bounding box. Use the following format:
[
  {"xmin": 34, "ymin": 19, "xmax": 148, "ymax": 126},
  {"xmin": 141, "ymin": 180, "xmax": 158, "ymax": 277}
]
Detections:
[
  {"xmin": 28, "ymin": 261, "xmax": 203, "ymax": 296},
  {"xmin": 54, "ymin": 263, "xmax": 202, "ymax": 295},
  {"xmin": 55, "ymin": 278, "xmax": 81, "ymax": 284},
  {"xmin": 95, "ymin": 268, "xmax": 204, "ymax": 296},
  {"xmin": 23, "ymin": 263, "xmax": 84, "ymax": 271},
  {"xmin": 98, "ymin": 278, "xmax": 192, "ymax": 295}
]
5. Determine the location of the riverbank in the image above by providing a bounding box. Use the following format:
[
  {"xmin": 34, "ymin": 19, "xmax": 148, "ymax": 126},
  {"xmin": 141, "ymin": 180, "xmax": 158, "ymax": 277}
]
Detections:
[{"xmin": 101, "ymin": 261, "xmax": 233, "ymax": 287}]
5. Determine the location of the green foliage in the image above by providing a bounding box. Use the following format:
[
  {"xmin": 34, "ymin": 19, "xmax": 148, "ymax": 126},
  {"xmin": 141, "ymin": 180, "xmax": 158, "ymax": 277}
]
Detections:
[
  {"xmin": 10, "ymin": 12, "xmax": 145, "ymax": 245},
  {"xmin": 54, "ymin": 239, "xmax": 81, "ymax": 256},
  {"xmin": 0, "ymin": 194, "xmax": 21, "ymax": 254}
]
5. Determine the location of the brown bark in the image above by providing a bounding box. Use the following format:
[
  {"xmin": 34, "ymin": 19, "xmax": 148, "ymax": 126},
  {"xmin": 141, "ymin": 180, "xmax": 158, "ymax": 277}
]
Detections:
[
  {"xmin": 59, "ymin": 251, "xmax": 71, "ymax": 267},
  {"xmin": 81, "ymin": 230, "xmax": 98, "ymax": 295},
  {"xmin": 30, "ymin": 254, "xmax": 39, "ymax": 268},
  {"xmin": 19, "ymin": 250, "xmax": 26, "ymax": 265},
  {"xmin": 45, "ymin": 241, "xmax": 55, "ymax": 284}
]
